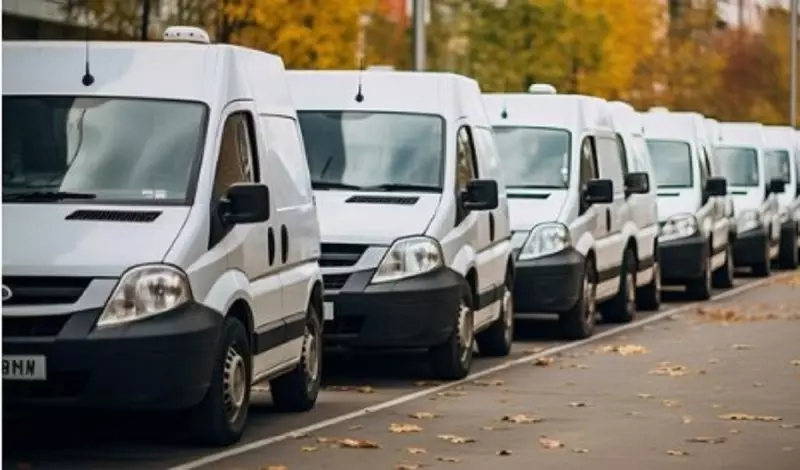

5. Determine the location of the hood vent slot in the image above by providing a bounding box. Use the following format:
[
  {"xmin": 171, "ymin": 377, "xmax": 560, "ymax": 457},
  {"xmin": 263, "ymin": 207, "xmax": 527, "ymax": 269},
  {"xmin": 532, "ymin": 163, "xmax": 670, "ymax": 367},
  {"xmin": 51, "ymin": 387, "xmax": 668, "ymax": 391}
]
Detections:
[
  {"xmin": 731, "ymin": 190, "xmax": 748, "ymax": 196},
  {"xmin": 657, "ymin": 192, "xmax": 680, "ymax": 197},
  {"xmin": 65, "ymin": 210, "xmax": 162, "ymax": 223},
  {"xmin": 508, "ymin": 193, "xmax": 550, "ymax": 199},
  {"xmin": 345, "ymin": 195, "xmax": 419, "ymax": 205}
]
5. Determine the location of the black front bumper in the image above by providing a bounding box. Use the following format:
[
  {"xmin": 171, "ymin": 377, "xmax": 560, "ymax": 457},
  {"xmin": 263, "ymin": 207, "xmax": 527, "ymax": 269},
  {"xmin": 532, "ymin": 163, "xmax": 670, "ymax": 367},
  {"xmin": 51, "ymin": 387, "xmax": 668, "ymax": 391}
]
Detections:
[
  {"xmin": 3, "ymin": 302, "xmax": 222, "ymax": 410},
  {"xmin": 323, "ymin": 267, "xmax": 463, "ymax": 348},
  {"xmin": 513, "ymin": 248, "xmax": 585, "ymax": 313},
  {"xmin": 733, "ymin": 226, "xmax": 768, "ymax": 266},
  {"xmin": 659, "ymin": 233, "xmax": 708, "ymax": 283}
]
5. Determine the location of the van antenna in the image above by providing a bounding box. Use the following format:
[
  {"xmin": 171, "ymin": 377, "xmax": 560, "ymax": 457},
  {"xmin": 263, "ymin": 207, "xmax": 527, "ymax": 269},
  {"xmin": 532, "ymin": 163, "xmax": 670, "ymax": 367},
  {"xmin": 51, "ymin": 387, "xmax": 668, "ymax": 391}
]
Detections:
[
  {"xmin": 499, "ymin": 80, "xmax": 508, "ymax": 119},
  {"xmin": 355, "ymin": 58, "xmax": 365, "ymax": 103},
  {"xmin": 81, "ymin": 16, "xmax": 95, "ymax": 87}
]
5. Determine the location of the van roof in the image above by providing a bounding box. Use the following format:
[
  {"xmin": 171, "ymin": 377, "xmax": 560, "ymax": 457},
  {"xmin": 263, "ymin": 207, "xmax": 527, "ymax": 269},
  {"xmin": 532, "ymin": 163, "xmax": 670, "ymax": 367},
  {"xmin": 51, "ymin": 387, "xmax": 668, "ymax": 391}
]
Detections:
[
  {"xmin": 762, "ymin": 125, "xmax": 796, "ymax": 150},
  {"xmin": 286, "ymin": 70, "xmax": 489, "ymax": 125},
  {"xmin": 483, "ymin": 93, "xmax": 613, "ymax": 132},
  {"xmin": 2, "ymin": 41, "xmax": 297, "ymax": 117},
  {"xmin": 717, "ymin": 122, "xmax": 766, "ymax": 148},
  {"xmin": 607, "ymin": 101, "xmax": 645, "ymax": 136},
  {"xmin": 642, "ymin": 111, "xmax": 707, "ymax": 144}
]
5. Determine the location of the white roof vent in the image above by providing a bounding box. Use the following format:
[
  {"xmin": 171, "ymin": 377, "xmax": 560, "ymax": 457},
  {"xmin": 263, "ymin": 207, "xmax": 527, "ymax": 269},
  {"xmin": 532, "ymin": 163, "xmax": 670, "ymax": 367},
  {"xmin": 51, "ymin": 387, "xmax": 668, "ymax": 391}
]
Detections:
[
  {"xmin": 649, "ymin": 106, "xmax": 670, "ymax": 113},
  {"xmin": 163, "ymin": 26, "xmax": 211, "ymax": 44},
  {"xmin": 367, "ymin": 65, "xmax": 395, "ymax": 71},
  {"xmin": 528, "ymin": 83, "xmax": 557, "ymax": 94}
]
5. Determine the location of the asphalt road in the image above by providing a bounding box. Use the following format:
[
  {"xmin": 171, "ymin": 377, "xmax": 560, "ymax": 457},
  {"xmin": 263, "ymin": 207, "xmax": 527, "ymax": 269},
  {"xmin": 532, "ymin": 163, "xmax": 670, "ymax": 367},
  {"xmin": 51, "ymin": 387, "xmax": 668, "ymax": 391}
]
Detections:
[{"xmin": 3, "ymin": 271, "xmax": 798, "ymax": 470}]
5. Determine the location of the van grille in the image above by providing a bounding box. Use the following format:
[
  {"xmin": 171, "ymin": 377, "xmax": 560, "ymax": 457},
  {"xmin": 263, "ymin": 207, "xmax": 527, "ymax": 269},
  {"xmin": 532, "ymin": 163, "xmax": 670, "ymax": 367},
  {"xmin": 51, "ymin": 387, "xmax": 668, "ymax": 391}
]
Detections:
[
  {"xmin": 2, "ymin": 315, "xmax": 70, "ymax": 337},
  {"xmin": 320, "ymin": 243, "xmax": 368, "ymax": 267},
  {"xmin": 1, "ymin": 276, "xmax": 92, "ymax": 306}
]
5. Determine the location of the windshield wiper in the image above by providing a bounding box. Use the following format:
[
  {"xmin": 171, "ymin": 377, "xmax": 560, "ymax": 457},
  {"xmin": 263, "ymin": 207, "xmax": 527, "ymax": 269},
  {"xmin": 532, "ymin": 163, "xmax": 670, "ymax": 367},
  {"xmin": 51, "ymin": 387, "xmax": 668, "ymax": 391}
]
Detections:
[
  {"xmin": 3, "ymin": 191, "xmax": 98, "ymax": 202},
  {"xmin": 361, "ymin": 183, "xmax": 441, "ymax": 192},
  {"xmin": 311, "ymin": 181, "xmax": 365, "ymax": 191}
]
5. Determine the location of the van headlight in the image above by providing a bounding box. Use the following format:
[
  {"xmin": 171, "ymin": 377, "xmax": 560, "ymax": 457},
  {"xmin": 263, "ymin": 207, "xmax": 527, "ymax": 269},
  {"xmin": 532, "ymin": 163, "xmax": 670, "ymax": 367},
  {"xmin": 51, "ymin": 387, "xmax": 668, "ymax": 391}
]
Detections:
[
  {"xmin": 661, "ymin": 214, "xmax": 698, "ymax": 241},
  {"xmin": 371, "ymin": 236, "xmax": 443, "ymax": 284},
  {"xmin": 737, "ymin": 209, "xmax": 761, "ymax": 232},
  {"xmin": 518, "ymin": 223, "xmax": 571, "ymax": 261},
  {"xmin": 97, "ymin": 264, "xmax": 193, "ymax": 328}
]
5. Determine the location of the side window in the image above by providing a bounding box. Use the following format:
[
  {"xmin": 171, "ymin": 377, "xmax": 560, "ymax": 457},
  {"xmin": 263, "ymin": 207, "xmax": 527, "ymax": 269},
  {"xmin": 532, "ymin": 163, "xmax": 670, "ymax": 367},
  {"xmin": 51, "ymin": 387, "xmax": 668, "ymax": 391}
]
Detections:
[
  {"xmin": 214, "ymin": 112, "xmax": 257, "ymax": 200},
  {"xmin": 263, "ymin": 115, "xmax": 312, "ymax": 199},
  {"xmin": 698, "ymin": 147, "xmax": 710, "ymax": 185},
  {"xmin": 456, "ymin": 126, "xmax": 478, "ymax": 191},
  {"xmin": 579, "ymin": 137, "xmax": 598, "ymax": 187},
  {"xmin": 615, "ymin": 133, "xmax": 630, "ymax": 175},
  {"xmin": 595, "ymin": 136, "xmax": 624, "ymax": 191}
]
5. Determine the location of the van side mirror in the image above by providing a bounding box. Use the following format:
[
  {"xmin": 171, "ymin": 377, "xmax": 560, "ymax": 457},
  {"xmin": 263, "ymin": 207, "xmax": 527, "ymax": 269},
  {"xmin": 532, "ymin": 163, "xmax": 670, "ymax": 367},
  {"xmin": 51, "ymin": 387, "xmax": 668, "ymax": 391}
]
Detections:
[
  {"xmin": 584, "ymin": 179, "xmax": 614, "ymax": 205},
  {"xmin": 220, "ymin": 183, "xmax": 270, "ymax": 225},
  {"xmin": 768, "ymin": 178, "xmax": 786, "ymax": 195},
  {"xmin": 705, "ymin": 177, "xmax": 727, "ymax": 197},
  {"xmin": 462, "ymin": 179, "xmax": 499, "ymax": 211},
  {"xmin": 624, "ymin": 172, "xmax": 650, "ymax": 195}
]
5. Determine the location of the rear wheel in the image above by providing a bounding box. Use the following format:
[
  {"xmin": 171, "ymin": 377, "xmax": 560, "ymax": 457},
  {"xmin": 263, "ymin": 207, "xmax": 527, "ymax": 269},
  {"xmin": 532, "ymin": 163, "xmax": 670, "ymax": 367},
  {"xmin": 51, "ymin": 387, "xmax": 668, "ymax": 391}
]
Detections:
[
  {"xmin": 476, "ymin": 277, "xmax": 514, "ymax": 357},
  {"xmin": 636, "ymin": 258, "xmax": 661, "ymax": 311},
  {"xmin": 603, "ymin": 248, "xmax": 637, "ymax": 323},
  {"xmin": 752, "ymin": 239, "xmax": 772, "ymax": 277},
  {"xmin": 270, "ymin": 305, "xmax": 323, "ymax": 412},
  {"xmin": 558, "ymin": 257, "xmax": 597, "ymax": 339},
  {"xmin": 712, "ymin": 244, "xmax": 735, "ymax": 288},
  {"xmin": 779, "ymin": 225, "xmax": 799, "ymax": 269},
  {"xmin": 430, "ymin": 285, "xmax": 474, "ymax": 380}
]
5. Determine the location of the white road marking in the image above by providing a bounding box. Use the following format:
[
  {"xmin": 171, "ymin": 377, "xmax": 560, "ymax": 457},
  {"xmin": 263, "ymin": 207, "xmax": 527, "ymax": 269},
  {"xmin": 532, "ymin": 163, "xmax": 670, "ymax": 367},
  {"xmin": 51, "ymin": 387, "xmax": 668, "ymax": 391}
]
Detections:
[{"xmin": 169, "ymin": 274, "xmax": 790, "ymax": 470}]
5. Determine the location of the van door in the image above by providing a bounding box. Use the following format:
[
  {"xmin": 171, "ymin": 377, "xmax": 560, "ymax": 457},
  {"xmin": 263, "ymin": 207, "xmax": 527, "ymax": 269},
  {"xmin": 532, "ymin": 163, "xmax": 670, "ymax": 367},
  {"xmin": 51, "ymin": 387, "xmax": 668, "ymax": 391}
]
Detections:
[
  {"xmin": 574, "ymin": 136, "xmax": 606, "ymax": 282},
  {"xmin": 699, "ymin": 145, "xmax": 729, "ymax": 267},
  {"xmin": 594, "ymin": 134, "xmax": 628, "ymax": 300}
]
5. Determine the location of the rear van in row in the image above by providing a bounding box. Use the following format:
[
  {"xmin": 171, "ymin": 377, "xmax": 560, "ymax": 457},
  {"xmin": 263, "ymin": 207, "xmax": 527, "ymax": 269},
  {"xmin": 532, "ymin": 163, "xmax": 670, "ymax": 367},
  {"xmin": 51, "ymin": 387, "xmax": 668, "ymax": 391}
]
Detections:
[{"xmin": 762, "ymin": 125, "xmax": 800, "ymax": 268}]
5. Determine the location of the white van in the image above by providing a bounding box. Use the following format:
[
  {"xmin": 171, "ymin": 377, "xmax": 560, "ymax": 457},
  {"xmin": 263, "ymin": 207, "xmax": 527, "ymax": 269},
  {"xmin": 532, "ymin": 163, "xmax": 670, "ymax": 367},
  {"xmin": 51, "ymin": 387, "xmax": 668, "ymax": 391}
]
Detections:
[
  {"xmin": 762, "ymin": 125, "xmax": 799, "ymax": 268},
  {"xmin": 483, "ymin": 85, "xmax": 647, "ymax": 340},
  {"xmin": 641, "ymin": 110, "xmax": 733, "ymax": 299},
  {"xmin": 716, "ymin": 122, "xmax": 784, "ymax": 276},
  {"xmin": 2, "ymin": 28, "xmax": 324, "ymax": 445},
  {"xmin": 607, "ymin": 101, "xmax": 661, "ymax": 310},
  {"xmin": 287, "ymin": 70, "xmax": 514, "ymax": 380}
]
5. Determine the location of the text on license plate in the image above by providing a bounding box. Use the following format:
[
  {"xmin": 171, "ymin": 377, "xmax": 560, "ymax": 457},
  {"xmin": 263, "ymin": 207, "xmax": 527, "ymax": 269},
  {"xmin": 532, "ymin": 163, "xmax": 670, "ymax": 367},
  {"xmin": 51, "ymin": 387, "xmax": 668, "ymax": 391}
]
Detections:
[
  {"xmin": 3, "ymin": 355, "xmax": 47, "ymax": 380},
  {"xmin": 323, "ymin": 301, "xmax": 334, "ymax": 321}
]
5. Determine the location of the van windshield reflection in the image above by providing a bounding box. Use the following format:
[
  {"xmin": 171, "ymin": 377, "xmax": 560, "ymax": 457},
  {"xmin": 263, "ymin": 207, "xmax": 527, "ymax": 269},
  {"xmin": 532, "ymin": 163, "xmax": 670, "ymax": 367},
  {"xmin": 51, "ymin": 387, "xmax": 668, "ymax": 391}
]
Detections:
[
  {"xmin": 297, "ymin": 111, "xmax": 444, "ymax": 192},
  {"xmin": 646, "ymin": 140, "xmax": 693, "ymax": 188},
  {"xmin": 492, "ymin": 126, "xmax": 570, "ymax": 189},
  {"xmin": 714, "ymin": 147, "xmax": 760, "ymax": 187},
  {"xmin": 2, "ymin": 96, "xmax": 207, "ymax": 204}
]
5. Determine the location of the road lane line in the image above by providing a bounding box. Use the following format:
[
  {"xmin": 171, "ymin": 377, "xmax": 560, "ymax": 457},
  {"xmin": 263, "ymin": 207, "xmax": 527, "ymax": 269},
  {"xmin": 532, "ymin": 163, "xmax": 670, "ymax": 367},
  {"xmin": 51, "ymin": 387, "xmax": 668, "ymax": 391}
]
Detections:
[{"xmin": 170, "ymin": 274, "xmax": 790, "ymax": 470}]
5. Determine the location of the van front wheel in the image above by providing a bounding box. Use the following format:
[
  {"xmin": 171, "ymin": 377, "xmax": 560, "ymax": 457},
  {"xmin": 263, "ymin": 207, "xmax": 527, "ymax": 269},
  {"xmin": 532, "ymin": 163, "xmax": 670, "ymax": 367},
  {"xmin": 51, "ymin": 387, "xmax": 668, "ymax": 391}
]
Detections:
[
  {"xmin": 475, "ymin": 277, "xmax": 514, "ymax": 357},
  {"xmin": 558, "ymin": 257, "xmax": 597, "ymax": 340},
  {"xmin": 270, "ymin": 306, "xmax": 323, "ymax": 412},
  {"xmin": 430, "ymin": 286, "xmax": 474, "ymax": 380}
]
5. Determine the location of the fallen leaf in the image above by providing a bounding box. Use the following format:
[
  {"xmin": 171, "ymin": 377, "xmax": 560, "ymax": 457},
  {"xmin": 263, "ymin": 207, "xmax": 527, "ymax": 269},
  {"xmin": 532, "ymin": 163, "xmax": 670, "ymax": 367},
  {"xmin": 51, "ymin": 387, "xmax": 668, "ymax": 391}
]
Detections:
[
  {"xmin": 436, "ymin": 457, "xmax": 460, "ymax": 463},
  {"xmin": 732, "ymin": 344, "xmax": 753, "ymax": 350},
  {"xmin": 686, "ymin": 436, "xmax": 728, "ymax": 444},
  {"xmin": 437, "ymin": 434, "xmax": 476, "ymax": 444},
  {"xmin": 539, "ymin": 438, "xmax": 564, "ymax": 449},
  {"xmin": 600, "ymin": 344, "xmax": 648, "ymax": 356},
  {"xmin": 709, "ymin": 358, "xmax": 720, "ymax": 364},
  {"xmin": 407, "ymin": 447, "xmax": 427, "ymax": 455},
  {"xmin": 753, "ymin": 382, "xmax": 764, "ymax": 388},
  {"xmin": 533, "ymin": 356, "xmax": 555, "ymax": 366},
  {"xmin": 437, "ymin": 391, "xmax": 466, "ymax": 398},
  {"xmin": 682, "ymin": 415, "xmax": 693, "ymax": 424},
  {"xmin": 264, "ymin": 466, "xmax": 288, "ymax": 470},
  {"xmin": 712, "ymin": 404, "xmax": 724, "ymax": 409},
  {"xmin": 349, "ymin": 424, "xmax": 364, "ymax": 431},
  {"xmin": 719, "ymin": 413, "xmax": 782, "ymax": 422},
  {"xmin": 627, "ymin": 411, "xmax": 641, "ymax": 416},
  {"xmin": 502, "ymin": 414, "xmax": 542, "ymax": 424},
  {"xmin": 390, "ymin": 423, "xmax": 423, "ymax": 433},
  {"xmin": 408, "ymin": 412, "xmax": 437, "ymax": 420},
  {"xmin": 339, "ymin": 438, "xmax": 381, "ymax": 449},
  {"xmin": 473, "ymin": 378, "xmax": 505, "ymax": 386},
  {"xmin": 662, "ymin": 399, "xmax": 681, "ymax": 408},
  {"xmin": 524, "ymin": 347, "xmax": 545, "ymax": 354},
  {"xmin": 357, "ymin": 386, "xmax": 375, "ymax": 394},
  {"xmin": 649, "ymin": 363, "xmax": 689, "ymax": 377},
  {"xmin": 730, "ymin": 429, "xmax": 741, "ymax": 435},
  {"xmin": 666, "ymin": 449, "xmax": 689, "ymax": 456},
  {"xmin": 316, "ymin": 437, "xmax": 338, "ymax": 444},
  {"xmin": 791, "ymin": 360, "xmax": 800, "ymax": 366},
  {"xmin": 779, "ymin": 424, "xmax": 800, "ymax": 429},
  {"xmin": 569, "ymin": 401, "xmax": 588, "ymax": 408},
  {"xmin": 301, "ymin": 446, "xmax": 318, "ymax": 452},
  {"xmin": 637, "ymin": 393, "xmax": 655, "ymax": 399},
  {"xmin": 497, "ymin": 449, "xmax": 512, "ymax": 456},
  {"xmin": 572, "ymin": 448, "xmax": 590, "ymax": 454},
  {"xmin": 395, "ymin": 464, "xmax": 422, "ymax": 470}
]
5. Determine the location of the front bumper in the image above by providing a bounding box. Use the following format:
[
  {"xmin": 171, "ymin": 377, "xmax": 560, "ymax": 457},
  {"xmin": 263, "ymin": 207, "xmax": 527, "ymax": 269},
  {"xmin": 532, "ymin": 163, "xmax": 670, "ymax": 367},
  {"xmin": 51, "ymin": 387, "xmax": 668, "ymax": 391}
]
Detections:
[
  {"xmin": 323, "ymin": 267, "xmax": 463, "ymax": 348},
  {"xmin": 513, "ymin": 248, "xmax": 585, "ymax": 313},
  {"xmin": 659, "ymin": 233, "xmax": 707, "ymax": 283},
  {"xmin": 733, "ymin": 226, "xmax": 768, "ymax": 266},
  {"xmin": 3, "ymin": 302, "xmax": 222, "ymax": 410}
]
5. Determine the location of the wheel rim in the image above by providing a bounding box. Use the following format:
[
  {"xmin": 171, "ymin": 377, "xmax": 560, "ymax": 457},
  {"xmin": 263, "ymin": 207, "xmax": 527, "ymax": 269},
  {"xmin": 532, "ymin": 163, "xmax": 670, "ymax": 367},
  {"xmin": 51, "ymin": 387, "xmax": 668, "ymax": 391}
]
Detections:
[
  {"xmin": 223, "ymin": 345, "xmax": 247, "ymax": 424},
  {"xmin": 303, "ymin": 321, "xmax": 320, "ymax": 387},
  {"xmin": 583, "ymin": 269, "xmax": 596, "ymax": 328},
  {"xmin": 502, "ymin": 289, "xmax": 513, "ymax": 344},
  {"xmin": 457, "ymin": 300, "xmax": 473, "ymax": 365}
]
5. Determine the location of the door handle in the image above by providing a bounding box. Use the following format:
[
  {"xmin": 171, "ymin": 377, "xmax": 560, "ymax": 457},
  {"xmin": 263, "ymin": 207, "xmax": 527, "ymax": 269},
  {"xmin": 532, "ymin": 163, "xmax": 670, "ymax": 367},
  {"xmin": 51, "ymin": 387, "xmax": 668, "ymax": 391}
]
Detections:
[
  {"xmin": 605, "ymin": 209, "xmax": 611, "ymax": 232},
  {"xmin": 280, "ymin": 225, "xmax": 289, "ymax": 264},
  {"xmin": 267, "ymin": 227, "xmax": 276, "ymax": 266},
  {"xmin": 489, "ymin": 213, "xmax": 495, "ymax": 241}
]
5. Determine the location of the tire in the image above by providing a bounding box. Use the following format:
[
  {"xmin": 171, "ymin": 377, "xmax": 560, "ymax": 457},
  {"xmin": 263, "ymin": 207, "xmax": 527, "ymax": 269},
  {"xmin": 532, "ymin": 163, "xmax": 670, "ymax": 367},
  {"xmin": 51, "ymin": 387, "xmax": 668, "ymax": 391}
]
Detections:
[
  {"xmin": 558, "ymin": 257, "xmax": 597, "ymax": 339},
  {"xmin": 779, "ymin": 225, "xmax": 799, "ymax": 269},
  {"xmin": 270, "ymin": 305, "xmax": 323, "ymax": 412},
  {"xmin": 429, "ymin": 284, "xmax": 475, "ymax": 380},
  {"xmin": 476, "ymin": 277, "xmax": 514, "ymax": 357},
  {"xmin": 636, "ymin": 258, "xmax": 661, "ymax": 311},
  {"xmin": 188, "ymin": 316, "xmax": 251, "ymax": 446},
  {"xmin": 751, "ymin": 239, "xmax": 772, "ymax": 277},
  {"xmin": 602, "ymin": 248, "xmax": 637, "ymax": 323},
  {"xmin": 712, "ymin": 243, "xmax": 735, "ymax": 288},
  {"xmin": 686, "ymin": 247, "xmax": 712, "ymax": 300}
]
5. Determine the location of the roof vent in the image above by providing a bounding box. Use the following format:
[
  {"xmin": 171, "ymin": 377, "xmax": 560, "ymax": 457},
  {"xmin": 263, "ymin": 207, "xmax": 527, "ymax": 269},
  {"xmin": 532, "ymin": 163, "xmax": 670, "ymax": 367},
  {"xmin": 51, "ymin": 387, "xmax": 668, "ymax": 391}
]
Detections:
[
  {"xmin": 367, "ymin": 65, "xmax": 395, "ymax": 71},
  {"xmin": 528, "ymin": 83, "xmax": 557, "ymax": 94},
  {"xmin": 163, "ymin": 26, "xmax": 211, "ymax": 44},
  {"xmin": 648, "ymin": 106, "xmax": 670, "ymax": 113}
]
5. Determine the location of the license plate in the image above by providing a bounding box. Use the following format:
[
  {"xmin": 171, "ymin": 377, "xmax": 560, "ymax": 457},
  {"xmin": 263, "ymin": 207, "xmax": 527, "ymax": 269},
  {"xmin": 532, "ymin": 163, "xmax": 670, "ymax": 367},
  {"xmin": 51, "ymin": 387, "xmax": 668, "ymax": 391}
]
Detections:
[
  {"xmin": 323, "ymin": 302, "xmax": 334, "ymax": 321},
  {"xmin": 3, "ymin": 355, "xmax": 47, "ymax": 380}
]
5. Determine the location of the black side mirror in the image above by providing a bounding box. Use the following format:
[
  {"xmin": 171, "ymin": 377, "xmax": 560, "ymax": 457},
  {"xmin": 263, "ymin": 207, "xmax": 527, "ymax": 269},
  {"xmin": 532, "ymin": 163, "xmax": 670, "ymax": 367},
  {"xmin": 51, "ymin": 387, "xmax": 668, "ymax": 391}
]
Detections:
[
  {"xmin": 462, "ymin": 179, "xmax": 499, "ymax": 211},
  {"xmin": 220, "ymin": 183, "xmax": 270, "ymax": 225},
  {"xmin": 768, "ymin": 178, "xmax": 786, "ymax": 195},
  {"xmin": 624, "ymin": 172, "xmax": 650, "ymax": 195},
  {"xmin": 584, "ymin": 178, "xmax": 614, "ymax": 205},
  {"xmin": 705, "ymin": 176, "xmax": 727, "ymax": 197}
]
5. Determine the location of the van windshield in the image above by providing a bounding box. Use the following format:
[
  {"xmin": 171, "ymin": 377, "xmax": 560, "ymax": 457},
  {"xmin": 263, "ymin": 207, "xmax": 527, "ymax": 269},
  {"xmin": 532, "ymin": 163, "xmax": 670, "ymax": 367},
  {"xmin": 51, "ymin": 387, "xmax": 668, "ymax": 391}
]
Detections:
[
  {"xmin": 646, "ymin": 140, "xmax": 693, "ymax": 188},
  {"xmin": 491, "ymin": 127, "xmax": 570, "ymax": 189},
  {"xmin": 297, "ymin": 111, "xmax": 444, "ymax": 191},
  {"xmin": 2, "ymin": 96, "xmax": 207, "ymax": 204},
  {"xmin": 714, "ymin": 147, "xmax": 759, "ymax": 187},
  {"xmin": 765, "ymin": 149, "xmax": 791, "ymax": 182}
]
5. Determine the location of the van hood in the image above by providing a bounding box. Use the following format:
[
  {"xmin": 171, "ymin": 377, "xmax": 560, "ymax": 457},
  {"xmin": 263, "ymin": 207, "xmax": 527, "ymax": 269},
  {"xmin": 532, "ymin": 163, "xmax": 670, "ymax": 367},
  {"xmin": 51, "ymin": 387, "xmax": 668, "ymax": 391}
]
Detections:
[
  {"xmin": 728, "ymin": 186, "xmax": 763, "ymax": 215},
  {"xmin": 2, "ymin": 205, "xmax": 190, "ymax": 277},
  {"xmin": 656, "ymin": 189, "xmax": 696, "ymax": 222},
  {"xmin": 507, "ymin": 189, "xmax": 567, "ymax": 231},
  {"xmin": 314, "ymin": 191, "xmax": 441, "ymax": 245}
]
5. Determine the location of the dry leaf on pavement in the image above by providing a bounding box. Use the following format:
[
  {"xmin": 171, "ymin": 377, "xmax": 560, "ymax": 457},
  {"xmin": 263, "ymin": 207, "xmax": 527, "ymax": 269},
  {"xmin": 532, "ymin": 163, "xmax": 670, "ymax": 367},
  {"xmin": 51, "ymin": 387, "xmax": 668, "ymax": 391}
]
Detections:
[
  {"xmin": 649, "ymin": 363, "xmax": 688, "ymax": 377},
  {"xmin": 408, "ymin": 412, "xmax": 437, "ymax": 420},
  {"xmin": 719, "ymin": 413, "xmax": 782, "ymax": 422},
  {"xmin": 436, "ymin": 456, "xmax": 460, "ymax": 463},
  {"xmin": 682, "ymin": 415, "xmax": 693, "ymax": 424},
  {"xmin": 524, "ymin": 347, "xmax": 545, "ymax": 354},
  {"xmin": 357, "ymin": 386, "xmax": 375, "ymax": 394},
  {"xmin": 686, "ymin": 436, "xmax": 728, "ymax": 444},
  {"xmin": 437, "ymin": 391, "xmax": 466, "ymax": 398},
  {"xmin": 779, "ymin": 424, "xmax": 800, "ymax": 429},
  {"xmin": 301, "ymin": 446, "xmax": 318, "ymax": 452},
  {"xmin": 572, "ymin": 448, "xmax": 590, "ymax": 454},
  {"xmin": 666, "ymin": 450, "xmax": 689, "ymax": 456},
  {"xmin": 497, "ymin": 449, "xmax": 512, "ymax": 456},
  {"xmin": 339, "ymin": 438, "xmax": 382, "ymax": 449},
  {"xmin": 729, "ymin": 429, "xmax": 741, "ymax": 434},
  {"xmin": 637, "ymin": 393, "xmax": 655, "ymax": 399},
  {"xmin": 390, "ymin": 423, "xmax": 423, "ymax": 433},
  {"xmin": 627, "ymin": 411, "xmax": 641, "ymax": 416},
  {"xmin": 407, "ymin": 447, "xmax": 427, "ymax": 455},
  {"xmin": 264, "ymin": 466, "xmax": 288, "ymax": 470},
  {"xmin": 791, "ymin": 360, "xmax": 800, "ymax": 366},
  {"xmin": 395, "ymin": 464, "xmax": 422, "ymax": 470},
  {"xmin": 600, "ymin": 344, "xmax": 648, "ymax": 356},
  {"xmin": 349, "ymin": 424, "xmax": 364, "ymax": 431},
  {"xmin": 502, "ymin": 414, "xmax": 542, "ymax": 424},
  {"xmin": 662, "ymin": 399, "xmax": 681, "ymax": 408},
  {"xmin": 569, "ymin": 401, "xmax": 588, "ymax": 408},
  {"xmin": 539, "ymin": 438, "xmax": 564, "ymax": 449},
  {"xmin": 473, "ymin": 378, "xmax": 505, "ymax": 386},
  {"xmin": 732, "ymin": 344, "xmax": 753, "ymax": 350},
  {"xmin": 534, "ymin": 356, "xmax": 555, "ymax": 366},
  {"xmin": 437, "ymin": 434, "xmax": 476, "ymax": 444}
]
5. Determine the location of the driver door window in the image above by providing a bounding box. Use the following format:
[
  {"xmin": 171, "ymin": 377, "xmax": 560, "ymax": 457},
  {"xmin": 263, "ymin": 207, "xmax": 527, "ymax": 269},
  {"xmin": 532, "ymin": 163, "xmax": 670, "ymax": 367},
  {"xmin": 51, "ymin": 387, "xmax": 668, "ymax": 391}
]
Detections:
[
  {"xmin": 579, "ymin": 137, "xmax": 598, "ymax": 214},
  {"xmin": 456, "ymin": 126, "xmax": 478, "ymax": 191}
]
